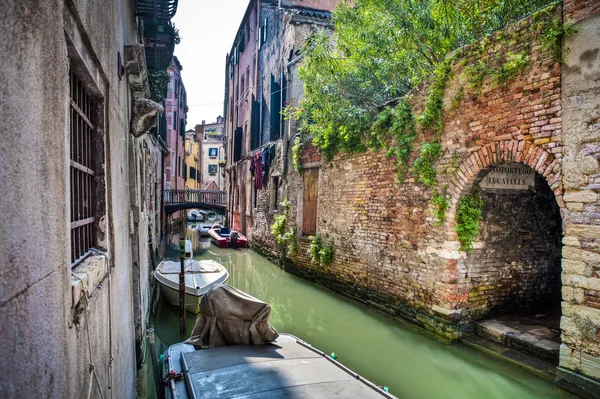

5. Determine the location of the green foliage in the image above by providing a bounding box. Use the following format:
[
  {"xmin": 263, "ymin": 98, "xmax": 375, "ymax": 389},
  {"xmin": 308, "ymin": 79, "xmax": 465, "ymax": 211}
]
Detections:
[
  {"xmin": 463, "ymin": 60, "xmax": 487, "ymax": 90},
  {"xmin": 419, "ymin": 58, "xmax": 453, "ymax": 132},
  {"xmin": 450, "ymin": 88, "xmax": 465, "ymax": 112},
  {"xmin": 411, "ymin": 142, "xmax": 443, "ymax": 187},
  {"xmin": 309, "ymin": 233, "xmax": 335, "ymax": 267},
  {"xmin": 455, "ymin": 186, "xmax": 484, "ymax": 252},
  {"xmin": 538, "ymin": 14, "xmax": 576, "ymax": 62},
  {"xmin": 297, "ymin": 0, "xmax": 553, "ymax": 162},
  {"xmin": 371, "ymin": 99, "xmax": 416, "ymax": 182},
  {"xmin": 292, "ymin": 137, "xmax": 304, "ymax": 173},
  {"xmin": 446, "ymin": 152, "xmax": 461, "ymax": 177},
  {"xmin": 494, "ymin": 51, "xmax": 529, "ymax": 83},
  {"xmin": 148, "ymin": 70, "xmax": 170, "ymax": 103},
  {"xmin": 270, "ymin": 199, "xmax": 298, "ymax": 258},
  {"xmin": 431, "ymin": 187, "xmax": 449, "ymax": 224}
]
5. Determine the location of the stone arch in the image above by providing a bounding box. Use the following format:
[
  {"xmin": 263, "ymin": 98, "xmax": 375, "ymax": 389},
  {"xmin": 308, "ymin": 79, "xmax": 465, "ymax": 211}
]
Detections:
[
  {"xmin": 444, "ymin": 140, "xmax": 563, "ymax": 241},
  {"xmin": 439, "ymin": 139, "xmax": 565, "ymax": 358}
]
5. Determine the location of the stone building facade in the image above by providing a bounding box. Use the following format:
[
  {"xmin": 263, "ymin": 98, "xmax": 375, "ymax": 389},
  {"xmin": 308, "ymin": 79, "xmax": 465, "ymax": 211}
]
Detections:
[
  {"xmin": 0, "ymin": 0, "xmax": 173, "ymax": 397},
  {"xmin": 164, "ymin": 57, "xmax": 187, "ymax": 191},
  {"xmin": 242, "ymin": 1, "xmax": 600, "ymax": 397},
  {"xmin": 224, "ymin": 0, "xmax": 340, "ymax": 233},
  {"xmin": 196, "ymin": 117, "xmax": 226, "ymax": 190},
  {"xmin": 184, "ymin": 129, "xmax": 202, "ymax": 189}
]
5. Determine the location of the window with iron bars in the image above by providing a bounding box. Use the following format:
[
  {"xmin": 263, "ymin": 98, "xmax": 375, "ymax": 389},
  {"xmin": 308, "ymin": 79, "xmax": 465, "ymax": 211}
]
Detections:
[{"xmin": 70, "ymin": 69, "xmax": 98, "ymax": 266}]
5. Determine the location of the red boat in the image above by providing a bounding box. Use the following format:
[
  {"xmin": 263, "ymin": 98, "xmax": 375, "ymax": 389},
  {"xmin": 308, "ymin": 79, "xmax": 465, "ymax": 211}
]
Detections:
[{"xmin": 208, "ymin": 226, "xmax": 248, "ymax": 248}]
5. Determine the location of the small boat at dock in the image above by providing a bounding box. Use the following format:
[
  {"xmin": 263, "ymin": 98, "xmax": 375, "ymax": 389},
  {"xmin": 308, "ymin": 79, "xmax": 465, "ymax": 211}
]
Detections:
[
  {"xmin": 153, "ymin": 242, "xmax": 228, "ymax": 313},
  {"xmin": 208, "ymin": 224, "xmax": 248, "ymax": 248}
]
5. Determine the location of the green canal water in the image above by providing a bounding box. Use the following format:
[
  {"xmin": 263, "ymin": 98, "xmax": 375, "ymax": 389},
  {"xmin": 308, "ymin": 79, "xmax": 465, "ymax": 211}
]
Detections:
[{"xmin": 138, "ymin": 230, "xmax": 573, "ymax": 399}]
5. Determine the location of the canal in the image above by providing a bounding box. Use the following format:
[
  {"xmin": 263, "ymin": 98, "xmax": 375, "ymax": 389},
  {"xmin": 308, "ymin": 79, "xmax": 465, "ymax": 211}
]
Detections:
[{"xmin": 138, "ymin": 223, "xmax": 573, "ymax": 398}]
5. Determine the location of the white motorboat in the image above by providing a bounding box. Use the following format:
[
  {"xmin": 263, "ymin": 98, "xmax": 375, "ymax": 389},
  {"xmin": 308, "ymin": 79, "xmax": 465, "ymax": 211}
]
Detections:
[
  {"xmin": 187, "ymin": 209, "xmax": 206, "ymax": 222},
  {"xmin": 154, "ymin": 257, "xmax": 229, "ymax": 314}
]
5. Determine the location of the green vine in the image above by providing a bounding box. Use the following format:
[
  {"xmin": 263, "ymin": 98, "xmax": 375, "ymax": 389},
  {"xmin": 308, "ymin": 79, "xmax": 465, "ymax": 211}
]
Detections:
[
  {"xmin": 148, "ymin": 70, "xmax": 171, "ymax": 103},
  {"xmin": 309, "ymin": 233, "xmax": 335, "ymax": 268},
  {"xmin": 455, "ymin": 186, "xmax": 484, "ymax": 252},
  {"xmin": 270, "ymin": 199, "xmax": 298, "ymax": 259},
  {"xmin": 371, "ymin": 99, "xmax": 416, "ymax": 182},
  {"xmin": 431, "ymin": 187, "xmax": 449, "ymax": 225},
  {"xmin": 495, "ymin": 51, "xmax": 529, "ymax": 84},
  {"xmin": 292, "ymin": 137, "xmax": 304, "ymax": 173},
  {"xmin": 534, "ymin": 5, "xmax": 576, "ymax": 62}
]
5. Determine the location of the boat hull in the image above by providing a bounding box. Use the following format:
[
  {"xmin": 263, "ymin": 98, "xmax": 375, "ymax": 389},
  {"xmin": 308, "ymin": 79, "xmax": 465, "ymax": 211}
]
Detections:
[
  {"xmin": 154, "ymin": 259, "xmax": 229, "ymax": 314},
  {"xmin": 208, "ymin": 228, "xmax": 248, "ymax": 248},
  {"xmin": 159, "ymin": 282, "xmax": 202, "ymax": 314}
]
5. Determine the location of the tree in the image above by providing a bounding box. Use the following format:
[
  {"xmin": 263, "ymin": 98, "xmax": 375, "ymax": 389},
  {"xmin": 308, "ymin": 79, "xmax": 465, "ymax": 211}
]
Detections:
[{"xmin": 296, "ymin": 0, "xmax": 555, "ymax": 163}]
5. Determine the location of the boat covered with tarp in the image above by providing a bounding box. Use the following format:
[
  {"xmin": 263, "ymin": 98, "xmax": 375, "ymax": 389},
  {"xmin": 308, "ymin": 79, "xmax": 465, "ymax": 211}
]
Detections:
[{"xmin": 161, "ymin": 285, "xmax": 396, "ymax": 398}]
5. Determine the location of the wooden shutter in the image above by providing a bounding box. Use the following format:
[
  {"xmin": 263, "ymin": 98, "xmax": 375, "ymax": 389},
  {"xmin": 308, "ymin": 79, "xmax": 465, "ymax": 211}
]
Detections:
[{"xmin": 303, "ymin": 168, "xmax": 318, "ymax": 235}]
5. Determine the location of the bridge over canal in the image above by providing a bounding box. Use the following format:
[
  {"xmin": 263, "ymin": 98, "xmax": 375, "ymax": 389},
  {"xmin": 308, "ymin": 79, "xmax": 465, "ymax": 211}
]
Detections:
[{"xmin": 163, "ymin": 189, "xmax": 226, "ymax": 215}]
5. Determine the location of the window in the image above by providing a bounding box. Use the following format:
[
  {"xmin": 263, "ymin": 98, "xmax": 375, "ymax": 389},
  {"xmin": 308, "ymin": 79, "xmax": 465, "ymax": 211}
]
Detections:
[
  {"xmin": 246, "ymin": 67, "xmax": 250, "ymax": 93},
  {"xmin": 183, "ymin": 163, "xmax": 187, "ymax": 180},
  {"xmin": 259, "ymin": 18, "xmax": 268, "ymax": 50},
  {"xmin": 70, "ymin": 69, "xmax": 97, "ymax": 266},
  {"xmin": 190, "ymin": 167, "xmax": 196, "ymax": 180},
  {"xmin": 209, "ymin": 148, "xmax": 218, "ymax": 158},
  {"xmin": 208, "ymin": 165, "xmax": 217, "ymax": 175},
  {"xmin": 177, "ymin": 156, "xmax": 181, "ymax": 177},
  {"xmin": 241, "ymin": 76, "xmax": 245, "ymax": 98},
  {"xmin": 174, "ymin": 111, "xmax": 177, "ymax": 131}
]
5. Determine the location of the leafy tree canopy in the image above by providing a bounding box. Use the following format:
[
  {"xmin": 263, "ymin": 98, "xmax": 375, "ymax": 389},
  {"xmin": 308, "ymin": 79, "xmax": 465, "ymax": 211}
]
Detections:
[{"xmin": 296, "ymin": 0, "xmax": 555, "ymax": 162}]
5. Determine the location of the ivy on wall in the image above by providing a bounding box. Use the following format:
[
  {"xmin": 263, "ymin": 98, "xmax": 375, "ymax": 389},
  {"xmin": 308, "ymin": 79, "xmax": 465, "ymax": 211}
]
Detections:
[
  {"xmin": 455, "ymin": 186, "xmax": 484, "ymax": 252},
  {"xmin": 270, "ymin": 199, "xmax": 298, "ymax": 260},
  {"xmin": 287, "ymin": 1, "xmax": 570, "ymax": 251},
  {"xmin": 309, "ymin": 233, "xmax": 335, "ymax": 268}
]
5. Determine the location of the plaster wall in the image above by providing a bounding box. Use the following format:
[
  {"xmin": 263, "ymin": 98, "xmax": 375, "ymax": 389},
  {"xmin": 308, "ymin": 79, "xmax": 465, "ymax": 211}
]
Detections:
[{"xmin": 0, "ymin": 0, "xmax": 150, "ymax": 397}]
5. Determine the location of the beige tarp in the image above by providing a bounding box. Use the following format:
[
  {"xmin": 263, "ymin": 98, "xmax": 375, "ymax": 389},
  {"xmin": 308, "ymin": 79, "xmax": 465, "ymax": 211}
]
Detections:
[{"xmin": 186, "ymin": 284, "xmax": 279, "ymax": 348}]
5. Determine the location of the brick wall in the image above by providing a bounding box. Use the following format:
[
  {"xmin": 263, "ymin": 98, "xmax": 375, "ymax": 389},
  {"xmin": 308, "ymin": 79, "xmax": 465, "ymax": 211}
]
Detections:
[{"xmin": 250, "ymin": 8, "xmax": 566, "ymax": 339}]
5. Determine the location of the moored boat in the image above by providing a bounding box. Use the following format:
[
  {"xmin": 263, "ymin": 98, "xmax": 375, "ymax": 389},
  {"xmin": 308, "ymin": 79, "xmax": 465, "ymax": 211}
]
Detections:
[
  {"xmin": 207, "ymin": 225, "xmax": 248, "ymax": 248},
  {"xmin": 187, "ymin": 209, "xmax": 205, "ymax": 222},
  {"xmin": 160, "ymin": 285, "xmax": 395, "ymax": 399},
  {"xmin": 153, "ymin": 258, "xmax": 229, "ymax": 313}
]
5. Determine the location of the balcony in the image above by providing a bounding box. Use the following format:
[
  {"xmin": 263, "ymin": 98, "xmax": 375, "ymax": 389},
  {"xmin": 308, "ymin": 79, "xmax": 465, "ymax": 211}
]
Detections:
[{"xmin": 135, "ymin": 0, "xmax": 179, "ymax": 20}]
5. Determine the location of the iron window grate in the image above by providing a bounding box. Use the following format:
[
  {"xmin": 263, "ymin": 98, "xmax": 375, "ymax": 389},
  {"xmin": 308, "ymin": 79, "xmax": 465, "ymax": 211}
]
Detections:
[{"xmin": 70, "ymin": 69, "xmax": 97, "ymax": 266}]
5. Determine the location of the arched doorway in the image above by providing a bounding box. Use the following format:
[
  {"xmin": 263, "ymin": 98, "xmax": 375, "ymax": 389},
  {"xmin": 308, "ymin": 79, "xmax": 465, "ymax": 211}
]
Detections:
[
  {"xmin": 446, "ymin": 142, "xmax": 564, "ymax": 363},
  {"xmin": 465, "ymin": 164, "xmax": 562, "ymax": 314}
]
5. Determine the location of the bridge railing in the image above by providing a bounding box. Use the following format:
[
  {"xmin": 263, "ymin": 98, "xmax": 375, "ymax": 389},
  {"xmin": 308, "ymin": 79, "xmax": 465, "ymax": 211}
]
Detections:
[{"xmin": 164, "ymin": 189, "xmax": 226, "ymax": 205}]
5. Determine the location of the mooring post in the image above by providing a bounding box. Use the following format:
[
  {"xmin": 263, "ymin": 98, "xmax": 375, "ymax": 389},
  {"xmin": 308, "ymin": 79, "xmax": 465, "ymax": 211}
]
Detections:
[
  {"xmin": 179, "ymin": 239, "xmax": 186, "ymax": 334},
  {"xmin": 147, "ymin": 328, "xmax": 163, "ymax": 399}
]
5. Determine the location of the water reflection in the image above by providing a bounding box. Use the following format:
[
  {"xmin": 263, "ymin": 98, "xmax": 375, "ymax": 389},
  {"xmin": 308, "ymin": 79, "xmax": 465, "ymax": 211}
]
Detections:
[{"xmin": 139, "ymin": 223, "xmax": 574, "ymax": 399}]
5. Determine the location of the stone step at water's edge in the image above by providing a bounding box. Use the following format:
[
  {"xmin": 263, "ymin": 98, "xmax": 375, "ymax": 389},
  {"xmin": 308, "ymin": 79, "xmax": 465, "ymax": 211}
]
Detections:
[
  {"xmin": 475, "ymin": 320, "xmax": 559, "ymax": 363},
  {"xmin": 461, "ymin": 334, "xmax": 557, "ymax": 382}
]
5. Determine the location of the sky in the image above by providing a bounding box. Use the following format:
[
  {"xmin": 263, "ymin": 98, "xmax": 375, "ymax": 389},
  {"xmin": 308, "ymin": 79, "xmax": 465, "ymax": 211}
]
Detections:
[{"xmin": 173, "ymin": 0, "xmax": 250, "ymax": 128}]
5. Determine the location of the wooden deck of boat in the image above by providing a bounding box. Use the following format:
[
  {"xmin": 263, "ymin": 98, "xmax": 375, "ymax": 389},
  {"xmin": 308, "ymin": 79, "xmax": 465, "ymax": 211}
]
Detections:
[{"xmin": 174, "ymin": 334, "xmax": 395, "ymax": 398}]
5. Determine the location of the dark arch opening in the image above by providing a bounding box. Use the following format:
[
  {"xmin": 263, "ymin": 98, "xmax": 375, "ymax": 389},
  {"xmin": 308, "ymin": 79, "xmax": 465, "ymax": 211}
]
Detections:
[{"xmin": 463, "ymin": 163, "xmax": 562, "ymax": 363}]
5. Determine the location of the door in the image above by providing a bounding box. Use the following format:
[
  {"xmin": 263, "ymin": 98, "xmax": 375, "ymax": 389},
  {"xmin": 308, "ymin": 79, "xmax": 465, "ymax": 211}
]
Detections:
[{"xmin": 303, "ymin": 168, "xmax": 319, "ymax": 235}]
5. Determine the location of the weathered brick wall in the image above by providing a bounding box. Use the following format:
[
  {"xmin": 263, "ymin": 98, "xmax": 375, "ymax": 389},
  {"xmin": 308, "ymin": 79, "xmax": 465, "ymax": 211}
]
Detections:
[
  {"xmin": 252, "ymin": 10, "xmax": 565, "ymax": 339},
  {"xmin": 244, "ymin": 2, "xmax": 600, "ymax": 394}
]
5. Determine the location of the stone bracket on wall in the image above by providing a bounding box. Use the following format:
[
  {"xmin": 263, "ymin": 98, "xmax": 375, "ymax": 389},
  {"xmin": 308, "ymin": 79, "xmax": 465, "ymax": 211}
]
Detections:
[
  {"xmin": 131, "ymin": 97, "xmax": 164, "ymax": 137},
  {"xmin": 125, "ymin": 43, "xmax": 164, "ymax": 137},
  {"xmin": 124, "ymin": 44, "xmax": 150, "ymax": 98}
]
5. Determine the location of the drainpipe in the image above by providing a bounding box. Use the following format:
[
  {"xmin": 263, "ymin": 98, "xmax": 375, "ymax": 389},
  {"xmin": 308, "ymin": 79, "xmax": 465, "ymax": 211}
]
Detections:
[{"xmin": 282, "ymin": 54, "xmax": 302, "ymax": 178}]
